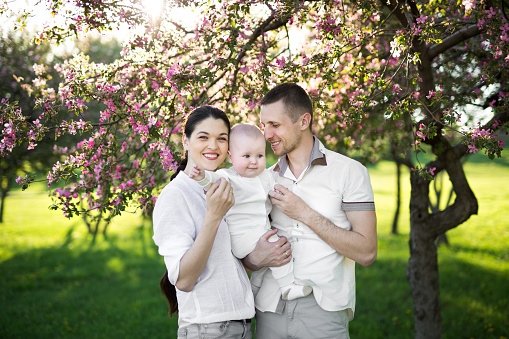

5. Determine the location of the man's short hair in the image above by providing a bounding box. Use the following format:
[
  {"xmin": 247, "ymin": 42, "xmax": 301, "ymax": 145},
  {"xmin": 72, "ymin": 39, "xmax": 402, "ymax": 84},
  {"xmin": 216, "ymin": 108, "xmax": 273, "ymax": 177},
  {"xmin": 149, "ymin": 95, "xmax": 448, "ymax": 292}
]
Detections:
[{"xmin": 260, "ymin": 83, "xmax": 313, "ymax": 125}]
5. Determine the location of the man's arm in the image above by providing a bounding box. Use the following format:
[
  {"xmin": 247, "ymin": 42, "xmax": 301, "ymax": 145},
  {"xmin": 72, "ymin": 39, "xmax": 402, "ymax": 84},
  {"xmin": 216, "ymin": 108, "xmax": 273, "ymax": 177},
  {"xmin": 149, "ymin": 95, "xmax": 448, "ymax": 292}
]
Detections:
[
  {"xmin": 242, "ymin": 229, "xmax": 292, "ymax": 271},
  {"xmin": 269, "ymin": 184, "xmax": 377, "ymax": 267}
]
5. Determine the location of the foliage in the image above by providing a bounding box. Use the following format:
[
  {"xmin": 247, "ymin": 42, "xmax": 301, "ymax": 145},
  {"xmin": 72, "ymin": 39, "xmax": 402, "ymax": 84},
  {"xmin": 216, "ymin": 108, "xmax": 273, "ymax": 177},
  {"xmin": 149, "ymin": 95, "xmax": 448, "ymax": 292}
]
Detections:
[
  {"xmin": 2, "ymin": 0, "xmax": 507, "ymax": 220},
  {"xmin": 0, "ymin": 22, "xmax": 124, "ymax": 224},
  {"xmin": 0, "ymin": 27, "xmax": 68, "ymax": 221}
]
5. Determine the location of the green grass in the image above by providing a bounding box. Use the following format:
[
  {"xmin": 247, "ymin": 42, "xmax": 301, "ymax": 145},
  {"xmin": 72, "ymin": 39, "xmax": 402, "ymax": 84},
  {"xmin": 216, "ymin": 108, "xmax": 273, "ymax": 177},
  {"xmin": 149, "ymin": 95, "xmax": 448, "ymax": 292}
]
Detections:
[
  {"xmin": 0, "ymin": 190, "xmax": 177, "ymax": 338},
  {"xmin": 1, "ymin": 157, "xmax": 508, "ymax": 338}
]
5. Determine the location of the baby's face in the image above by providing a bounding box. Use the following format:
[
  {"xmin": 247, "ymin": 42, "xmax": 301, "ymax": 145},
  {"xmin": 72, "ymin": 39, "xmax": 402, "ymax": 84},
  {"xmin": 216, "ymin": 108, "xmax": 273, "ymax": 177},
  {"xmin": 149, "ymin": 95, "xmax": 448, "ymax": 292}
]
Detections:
[{"xmin": 228, "ymin": 134, "xmax": 267, "ymax": 178}]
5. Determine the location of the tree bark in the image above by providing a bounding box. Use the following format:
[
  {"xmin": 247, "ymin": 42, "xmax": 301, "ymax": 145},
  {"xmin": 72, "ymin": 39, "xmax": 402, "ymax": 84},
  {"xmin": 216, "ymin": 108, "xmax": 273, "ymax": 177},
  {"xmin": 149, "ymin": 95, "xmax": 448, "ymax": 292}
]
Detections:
[
  {"xmin": 392, "ymin": 160, "xmax": 402, "ymax": 234},
  {"xmin": 408, "ymin": 171, "xmax": 442, "ymax": 339},
  {"xmin": 0, "ymin": 174, "xmax": 13, "ymax": 223},
  {"xmin": 407, "ymin": 139, "xmax": 478, "ymax": 339},
  {"xmin": 0, "ymin": 191, "xmax": 5, "ymax": 223}
]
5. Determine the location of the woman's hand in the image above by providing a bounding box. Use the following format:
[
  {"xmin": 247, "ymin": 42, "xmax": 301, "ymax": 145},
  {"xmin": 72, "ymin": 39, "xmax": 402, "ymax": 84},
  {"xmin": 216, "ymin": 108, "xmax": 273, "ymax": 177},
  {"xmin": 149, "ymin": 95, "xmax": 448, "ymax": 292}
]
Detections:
[
  {"xmin": 205, "ymin": 178, "xmax": 234, "ymax": 220},
  {"xmin": 176, "ymin": 178, "xmax": 235, "ymax": 292}
]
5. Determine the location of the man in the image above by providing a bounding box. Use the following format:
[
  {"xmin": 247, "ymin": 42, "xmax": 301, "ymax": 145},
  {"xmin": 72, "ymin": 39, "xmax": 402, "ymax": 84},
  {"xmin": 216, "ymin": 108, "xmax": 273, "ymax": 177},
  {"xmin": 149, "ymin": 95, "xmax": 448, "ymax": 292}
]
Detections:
[{"xmin": 243, "ymin": 82, "xmax": 377, "ymax": 338}]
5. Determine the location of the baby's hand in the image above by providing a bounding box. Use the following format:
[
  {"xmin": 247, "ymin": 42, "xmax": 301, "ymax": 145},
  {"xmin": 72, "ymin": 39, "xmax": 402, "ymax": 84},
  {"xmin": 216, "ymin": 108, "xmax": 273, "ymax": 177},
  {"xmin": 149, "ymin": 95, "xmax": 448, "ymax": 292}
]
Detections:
[{"xmin": 189, "ymin": 164, "xmax": 205, "ymax": 181}]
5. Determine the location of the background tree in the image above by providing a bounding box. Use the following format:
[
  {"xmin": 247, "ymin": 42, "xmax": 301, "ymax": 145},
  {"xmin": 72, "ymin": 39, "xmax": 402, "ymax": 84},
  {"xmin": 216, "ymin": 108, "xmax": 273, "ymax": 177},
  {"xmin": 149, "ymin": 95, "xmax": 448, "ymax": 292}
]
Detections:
[
  {"xmin": 0, "ymin": 27, "xmax": 62, "ymax": 222},
  {"xmin": 1, "ymin": 0, "xmax": 507, "ymax": 337},
  {"xmin": 0, "ymin": 22, "xmax": 122, "ymax": 230}
]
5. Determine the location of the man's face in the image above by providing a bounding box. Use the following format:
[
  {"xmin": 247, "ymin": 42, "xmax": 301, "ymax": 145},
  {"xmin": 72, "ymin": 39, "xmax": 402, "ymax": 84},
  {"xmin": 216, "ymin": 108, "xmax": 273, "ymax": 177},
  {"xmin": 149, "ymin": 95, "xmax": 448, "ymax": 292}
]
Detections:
[
  {"xmin": 260, "ymin": 100, "xmax": 302, "ymax": 157},
  {"xmin": 228, "ymin": 134, "xmax": 266, "ymax": 178}
]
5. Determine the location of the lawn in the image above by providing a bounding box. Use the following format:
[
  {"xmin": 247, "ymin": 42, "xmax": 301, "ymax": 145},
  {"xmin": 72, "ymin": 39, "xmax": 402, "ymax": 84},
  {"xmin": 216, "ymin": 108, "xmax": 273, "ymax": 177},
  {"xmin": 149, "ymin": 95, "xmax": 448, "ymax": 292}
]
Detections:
[{"xmin": 1, "ymin": 157, "xmax": 508, "ymax": 338}]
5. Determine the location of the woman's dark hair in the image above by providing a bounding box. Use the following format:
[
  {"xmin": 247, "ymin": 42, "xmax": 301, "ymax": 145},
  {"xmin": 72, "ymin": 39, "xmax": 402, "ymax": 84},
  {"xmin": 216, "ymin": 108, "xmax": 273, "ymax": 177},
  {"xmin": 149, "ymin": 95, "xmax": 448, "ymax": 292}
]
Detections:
[{"xmin": 160, "ymin": 105, "xmax": 230, "ymax": 316}]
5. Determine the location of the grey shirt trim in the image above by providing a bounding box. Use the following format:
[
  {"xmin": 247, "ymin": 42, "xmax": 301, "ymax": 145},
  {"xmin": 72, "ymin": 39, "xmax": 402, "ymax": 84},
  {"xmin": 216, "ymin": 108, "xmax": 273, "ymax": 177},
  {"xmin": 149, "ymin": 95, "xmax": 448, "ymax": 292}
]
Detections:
[{"xmin": 341, "ymin": 202, "xmax": 376, "ymax": 211}]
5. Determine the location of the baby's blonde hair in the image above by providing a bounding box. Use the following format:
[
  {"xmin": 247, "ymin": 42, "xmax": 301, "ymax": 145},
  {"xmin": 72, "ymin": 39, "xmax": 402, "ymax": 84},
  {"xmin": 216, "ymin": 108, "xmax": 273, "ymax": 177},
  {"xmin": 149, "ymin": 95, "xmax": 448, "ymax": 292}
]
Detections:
[{"xmin": 229, "ymin": 123, "xmax": 264, "ymax": 142}]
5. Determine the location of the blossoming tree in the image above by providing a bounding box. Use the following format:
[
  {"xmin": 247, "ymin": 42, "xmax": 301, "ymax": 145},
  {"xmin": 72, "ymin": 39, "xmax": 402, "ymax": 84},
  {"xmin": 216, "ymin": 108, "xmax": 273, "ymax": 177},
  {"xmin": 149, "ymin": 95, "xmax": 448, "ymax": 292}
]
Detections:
[
  {"xmin": 0, "ymin": 27, "xmax": 70, "ymax": 222},
  {"xmin": 1, "ymin": 0, "xmax": 507, "ymax": 337}
]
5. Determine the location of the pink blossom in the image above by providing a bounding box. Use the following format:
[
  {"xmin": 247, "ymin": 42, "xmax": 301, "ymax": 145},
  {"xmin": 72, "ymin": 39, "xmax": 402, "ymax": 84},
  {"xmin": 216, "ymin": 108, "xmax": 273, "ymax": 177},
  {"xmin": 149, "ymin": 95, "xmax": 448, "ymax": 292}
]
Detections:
[
  {"xmin": 477, "ymin": 18, "xmax": 485, "ymax": 29},
  {"xmin": 426, "ymin": 90, "xmax": 436, "ymax": 99},
  {"xmin": 416, "ymin": 15, "xmax": 428, "ymax": 25},
  {"xmin": 462, "ymin": 0, "xmax": 476, "ymax": 11},
  {"xmin": 416, "ymin": 131, "xmax": 426, "ymax": 140},
  {"xmin": 76, "ymin": 120, "xmax": 87, "ymax": 130},
  {"xmin": 275, "ymin": 56, "xmax": 286, "ymax": 70}
]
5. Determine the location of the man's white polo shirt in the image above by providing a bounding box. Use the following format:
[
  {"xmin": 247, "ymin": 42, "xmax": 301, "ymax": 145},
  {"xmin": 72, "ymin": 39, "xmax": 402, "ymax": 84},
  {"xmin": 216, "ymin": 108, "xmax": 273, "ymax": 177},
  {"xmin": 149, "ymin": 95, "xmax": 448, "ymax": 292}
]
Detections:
[{"xmin": 251, "ymin": 137, "xmax": 375, "ymax": 320}]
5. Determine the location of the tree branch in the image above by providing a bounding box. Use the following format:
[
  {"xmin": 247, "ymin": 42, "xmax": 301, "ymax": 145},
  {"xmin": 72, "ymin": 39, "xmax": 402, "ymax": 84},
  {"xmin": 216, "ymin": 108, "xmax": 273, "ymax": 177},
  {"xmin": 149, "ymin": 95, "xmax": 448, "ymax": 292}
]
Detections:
[
  {"xmin": 384, "ymin": 0, "xmax": 410, "ymax": 28},
  {"xmin": 429, "ymin": 24, "xmax": 481, "ymax": 59},
  {"xmin": 225, "ymin": 14, "xmax": 288, "ymax": 103},
  {"xmin": 424, "ymin": 106, "xmax": 509, "ymax": 236},
  {"xmin": 428, "ymin": 136, "xmax": 478, "ymax": 236}
]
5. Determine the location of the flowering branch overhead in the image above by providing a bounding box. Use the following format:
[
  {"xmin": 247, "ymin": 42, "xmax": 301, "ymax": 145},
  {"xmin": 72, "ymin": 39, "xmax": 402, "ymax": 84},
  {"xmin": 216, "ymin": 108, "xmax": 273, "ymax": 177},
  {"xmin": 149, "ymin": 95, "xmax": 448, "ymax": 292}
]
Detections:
[{"xmin": 1, "ymin": 0, "xmax": 507, "ymax": 222}]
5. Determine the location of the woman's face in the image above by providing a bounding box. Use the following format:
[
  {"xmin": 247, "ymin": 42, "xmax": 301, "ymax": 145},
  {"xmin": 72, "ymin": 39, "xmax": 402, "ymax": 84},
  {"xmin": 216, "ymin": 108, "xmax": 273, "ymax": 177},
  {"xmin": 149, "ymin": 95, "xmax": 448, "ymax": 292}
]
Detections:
[{"xmin": 183, "ymin": 117, "xmax": 229, "ymax": 173}]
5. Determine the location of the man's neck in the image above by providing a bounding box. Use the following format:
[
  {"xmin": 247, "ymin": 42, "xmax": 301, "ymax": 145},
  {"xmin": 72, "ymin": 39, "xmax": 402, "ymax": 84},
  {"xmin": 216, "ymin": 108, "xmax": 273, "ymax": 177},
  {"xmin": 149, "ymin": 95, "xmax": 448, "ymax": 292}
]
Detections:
[{"xmin": 286, "ymin": 134, "xmax": 314, "ymax": 179}]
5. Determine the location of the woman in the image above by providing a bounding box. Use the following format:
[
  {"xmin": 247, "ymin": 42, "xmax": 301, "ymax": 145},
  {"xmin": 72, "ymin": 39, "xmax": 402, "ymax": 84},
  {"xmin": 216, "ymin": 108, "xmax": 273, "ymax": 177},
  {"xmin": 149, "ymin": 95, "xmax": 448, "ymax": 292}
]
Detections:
[{"xmin": 152, "ymin": 106, "xmax": 255, "ymax": 339}]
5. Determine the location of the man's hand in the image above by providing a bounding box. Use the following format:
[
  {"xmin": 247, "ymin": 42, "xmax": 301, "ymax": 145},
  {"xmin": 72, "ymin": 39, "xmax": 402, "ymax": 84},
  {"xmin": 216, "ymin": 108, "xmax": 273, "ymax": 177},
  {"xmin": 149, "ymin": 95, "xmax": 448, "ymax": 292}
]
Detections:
[
  {"xmin": 242, "ymin": 229, "xmax": 292, "ymax": 271},
  {"xmin": 269, "ymin": 184, "xmax": 310, "ymax": 222},
  {"xmin": 188, "ymin": 164, "xmax": 205, "ymax": 181},
  {"xmin": 270, "ymin": 184, "xmax": 377, "ymax": 267}
]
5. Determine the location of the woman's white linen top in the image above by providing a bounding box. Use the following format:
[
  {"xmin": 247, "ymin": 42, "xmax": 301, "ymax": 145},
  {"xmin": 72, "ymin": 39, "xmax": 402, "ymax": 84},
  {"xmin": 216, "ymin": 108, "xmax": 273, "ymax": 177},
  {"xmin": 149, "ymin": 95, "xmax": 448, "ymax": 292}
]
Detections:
[
  {"xmin": 152, "ymin": 172, "xmax": 255, "ymax": 325},
  {"xmin": 197, "ymin": 168, "xmax": 274, "ymax": 258}
]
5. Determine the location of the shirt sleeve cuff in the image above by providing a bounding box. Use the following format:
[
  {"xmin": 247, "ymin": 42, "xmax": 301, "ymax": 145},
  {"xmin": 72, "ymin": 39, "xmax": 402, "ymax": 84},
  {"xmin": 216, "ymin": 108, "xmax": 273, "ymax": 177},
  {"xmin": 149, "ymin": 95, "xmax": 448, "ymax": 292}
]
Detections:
[
  {"xmin": 196, "ymin": 171, "xmax": 213, "ymax": 190},
  {"xmin": 341, "ymin": 202, "xmax": 375, "ymax": 211}
]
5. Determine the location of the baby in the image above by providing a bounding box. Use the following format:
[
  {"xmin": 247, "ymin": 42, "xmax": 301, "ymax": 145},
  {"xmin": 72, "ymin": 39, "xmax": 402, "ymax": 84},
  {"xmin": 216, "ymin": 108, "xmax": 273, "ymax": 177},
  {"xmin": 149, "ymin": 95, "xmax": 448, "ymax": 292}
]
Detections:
[{"xmin": 189, "ymin": 123, "xmax": 311, "ymax": 301}]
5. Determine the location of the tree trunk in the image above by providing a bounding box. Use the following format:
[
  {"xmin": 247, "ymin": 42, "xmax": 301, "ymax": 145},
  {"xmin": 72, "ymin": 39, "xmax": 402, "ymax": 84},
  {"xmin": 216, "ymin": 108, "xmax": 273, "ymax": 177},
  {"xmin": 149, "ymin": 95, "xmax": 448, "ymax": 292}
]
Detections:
[
  {"xmin": 407, "ymin": 233, "xmax": 442, "ymax": 339},
  {"xmin": 0, "ymin": 191, "xmax": 5, "ymax": 223},
  {"xmin": 0, "ymin": 174, "xmax": 13, "ymax": 223},
  {"xmin": 392, "ymin": 160, "xmax": 402, "ymax": 234},
  {"xmin": 408, "ymin": 171, "xmax": 442, "ymax": 339},
  {"xmin": 407, "ymin": 141, "xmax": 478, "ymax": 338}
]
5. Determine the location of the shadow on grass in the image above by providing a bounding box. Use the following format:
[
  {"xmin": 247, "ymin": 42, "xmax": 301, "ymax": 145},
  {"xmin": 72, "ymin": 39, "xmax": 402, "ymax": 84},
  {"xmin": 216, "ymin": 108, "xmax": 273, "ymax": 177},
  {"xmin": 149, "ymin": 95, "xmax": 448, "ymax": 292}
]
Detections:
[
  {"xmin": 1, "ymin": 225, "xmax": 507, "ymax": 339},
  {"xmin": 438, "ymin": 253, "xmax": 509, "ymax": 339},
  {"xmin": 352, "ymin": 255, "xmax": 414, "ymax": 339},
  {"xmin": 351, "ymin": 241, "xmax": 509, "ymax": 339},
  {"xmin": 0, "ymin": 223, "xmax": 177, "ymax": 339}
]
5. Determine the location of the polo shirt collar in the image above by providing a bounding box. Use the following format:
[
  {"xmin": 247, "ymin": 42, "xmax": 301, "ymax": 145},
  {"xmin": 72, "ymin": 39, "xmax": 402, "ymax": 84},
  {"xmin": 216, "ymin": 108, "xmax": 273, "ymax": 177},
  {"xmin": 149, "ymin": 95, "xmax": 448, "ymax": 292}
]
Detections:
[{"xmin": 273, "ymin": 136, "xmax": 327, "ymax": 175}]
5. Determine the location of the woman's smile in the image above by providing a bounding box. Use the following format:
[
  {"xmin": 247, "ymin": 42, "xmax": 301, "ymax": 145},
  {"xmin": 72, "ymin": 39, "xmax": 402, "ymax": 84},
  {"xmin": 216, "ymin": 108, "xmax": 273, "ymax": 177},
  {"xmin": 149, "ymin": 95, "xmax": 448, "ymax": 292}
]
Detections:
[
  {"xmin": 183, "ymin": 117, "xmax": 229, "ymax": 173},
  {"xmin": 203, "ymin": 152, "xmax": 220, "ymax": 160}
]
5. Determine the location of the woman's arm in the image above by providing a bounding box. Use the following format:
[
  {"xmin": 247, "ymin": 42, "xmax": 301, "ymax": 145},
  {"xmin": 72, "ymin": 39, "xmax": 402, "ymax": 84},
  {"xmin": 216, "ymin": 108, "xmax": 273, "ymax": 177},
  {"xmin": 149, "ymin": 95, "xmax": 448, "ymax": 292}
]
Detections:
[{"xmin": 175, "ymin": 179, "xmax": 234, "ymax": 291}]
